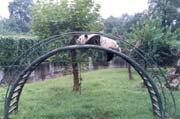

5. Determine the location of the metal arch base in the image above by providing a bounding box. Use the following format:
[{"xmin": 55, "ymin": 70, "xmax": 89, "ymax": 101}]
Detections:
[{"xmin": 4, "ymin": 45, "xmax": 165, "ymax": 119}]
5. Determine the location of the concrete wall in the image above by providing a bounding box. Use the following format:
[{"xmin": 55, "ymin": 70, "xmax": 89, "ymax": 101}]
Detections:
[{"xmin": 1, "ymin": 58, "xmax": 126, "ymax": 84}]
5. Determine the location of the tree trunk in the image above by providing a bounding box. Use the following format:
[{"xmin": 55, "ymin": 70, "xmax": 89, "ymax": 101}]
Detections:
[
  {"xmin": 127, "ymin": 63, "xmax": 133, "ymax": 80},
  {"xmin": 70, "ymin": 34, "xmax": 80, "ymax": 91},
  {"xmin": 125, "ymin": 50, "xmax": 133, "ymax": 80},
  {"xmin": 71, "ymin": 49, "xmax": 79, "ymax": 91},
  {"xmin": 117, "ymin": 35, "xmax": 135, "ymax": 80}
]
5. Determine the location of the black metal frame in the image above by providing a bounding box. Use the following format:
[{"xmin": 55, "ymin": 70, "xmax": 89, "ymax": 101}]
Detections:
[
  {"xmin": 2, "ymin": 32, "xmax": 177, "ymax": 119},
  {"xmin": 4, "ymin": 45, "xmax": 165, "ymax": 119}
]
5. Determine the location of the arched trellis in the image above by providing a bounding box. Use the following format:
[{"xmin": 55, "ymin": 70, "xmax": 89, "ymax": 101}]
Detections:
[
  {"xmin": 4, "ymin": 45, "xmax": 165, "ymax": 119},
  {"xmin": 1, "ymin": 32, "xmax": 177, "ymax": 119}
]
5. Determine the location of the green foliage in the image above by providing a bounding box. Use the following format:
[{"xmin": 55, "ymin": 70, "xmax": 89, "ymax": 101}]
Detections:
[
  {"xmin": 128, "ymin": 18, "xmax": 179, "ymax": 66},
  {"xmin": 0, "ymin": 69, "xmax": 156, "ymax": 119},
  {"xmin": 32, "ymin": 0, "xmax": 103, "ymax": 38},
  {"xmin": 7, "ymin": 0, "xmax": 33, "ymax": 32},
  {"xmin": 8, "ymin": 0, "xmax": 33, "ymax": 32},
  {"xmin": 149, "ymin": 0, "xmax": 180, "ymax": 30},
  {"xmin": 0, "ymin": 0, "xmax": 34, "ymax": 34},
  {"xmin": 0, "ymin": 19, "xmax": 11, "ymax": 33},
  {"xmin": 103, "ymin": 2, "xmax": 180, "ymax": 67},
  {"xmin": 0, "ymin": 35, "xmax": 38, "ymax": 66},
  {"xmin": 104, "ymin": 15, "xmax": 131, "ymax": 35},
  {"xmin": 104, "ymin": 13, "xmax": 146, "ymax": 35},
  {"xmin": 31, "ymin": 0, "xmax": 104, "ymax": 69}
]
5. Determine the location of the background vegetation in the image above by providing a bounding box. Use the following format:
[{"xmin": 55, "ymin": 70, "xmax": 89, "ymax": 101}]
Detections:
[{"xmin": 0, "ymin": 0, "xmax": 179, "ymax": 67}]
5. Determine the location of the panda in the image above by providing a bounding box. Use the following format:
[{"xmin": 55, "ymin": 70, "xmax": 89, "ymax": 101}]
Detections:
[{"xmin": 76, "ymin": 34, "xmax": 121, "ymax": 61}]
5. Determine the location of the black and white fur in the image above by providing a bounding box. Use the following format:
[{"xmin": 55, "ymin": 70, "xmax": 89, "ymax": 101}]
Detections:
[{"xmin": 76, "ymin": 34, "xmax": 121, "ymax": 61}]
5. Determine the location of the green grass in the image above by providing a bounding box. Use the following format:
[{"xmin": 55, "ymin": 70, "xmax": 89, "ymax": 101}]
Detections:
[{"xmin": 1, "ymin": 68, "xmax": 157, "ymax": 119}]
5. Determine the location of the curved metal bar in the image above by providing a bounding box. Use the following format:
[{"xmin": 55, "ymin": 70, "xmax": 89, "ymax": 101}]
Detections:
[
  {"xmin": 1, "ymin": 32, "xmax": 176, "ymax": 118},
  {"xmin": 4, "ymin": 45, "xmax": 165, "ymax": 119},
  {"xmin": 1, "ymin": 32, "xmax": 153, "ymax": 96}
]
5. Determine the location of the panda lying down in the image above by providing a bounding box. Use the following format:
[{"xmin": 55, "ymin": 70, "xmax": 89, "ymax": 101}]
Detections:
[{"xmin": 76, "ymin": 34, "xmax": 121, "ymax": 62}]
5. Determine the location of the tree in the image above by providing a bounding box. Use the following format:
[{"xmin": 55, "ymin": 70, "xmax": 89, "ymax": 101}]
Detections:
[
  {"xmin": 104, "ymin": 13, "xmax": 148, "ymax": 80},
  {"xmin": 8, "ymin": 0, "xmax": 33, "ymax": 32},
  {"xmin": 104, "ymin": 12, "xmax": 148, "ymax": 36},
  {"xmin": 0, "ymin": 18, "xmax": 10, "ymax": 33},
  {"xmin": 148, "ymin": 0, "xmax": 180, "ymax": 30},
  {"xmin": 32, "ymin": 0, "xmax": 102, "ymax": 38},
  {"xmin": 128, "ymin": 18, "xmax": 179, "ymax": 66},
  {"xmin": 104, "ymin": 14, "xmax": 133, "ymax": 35},
  {"xmin": 32, "ymin": 0, "xmax": 103, "ymax": 91}
]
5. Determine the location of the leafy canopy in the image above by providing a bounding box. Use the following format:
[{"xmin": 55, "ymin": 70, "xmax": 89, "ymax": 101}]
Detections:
[
  {"xmin": 128, "ymin": 18, "xmax": 179, "ymax": 66},
  {"xmin": 8, "ymin": 0, "xmax": 33, "ymax": 32},
  {"xmin": 32, "ymin": 0, "xmax": 103, "ymax": 38}
]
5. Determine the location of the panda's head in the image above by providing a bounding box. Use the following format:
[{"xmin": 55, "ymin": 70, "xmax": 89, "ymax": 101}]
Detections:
[{"xmin": 76, "ymin": 34, "xmax": 88, "ymax": 44}]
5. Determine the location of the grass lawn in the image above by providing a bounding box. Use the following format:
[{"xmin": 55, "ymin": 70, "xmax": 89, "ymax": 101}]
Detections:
[{"xmin": 1, "ymin": 68, "xmax": 157, "ymax": 119}]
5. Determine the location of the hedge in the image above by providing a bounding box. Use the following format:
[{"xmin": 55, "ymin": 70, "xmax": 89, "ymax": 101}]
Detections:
[{"xmin": 0, "ymin": 35, "xmax": 39, "ymax": 66}]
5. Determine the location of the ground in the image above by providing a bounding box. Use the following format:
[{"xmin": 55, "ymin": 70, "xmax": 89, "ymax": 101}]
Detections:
[{"xmin": 0, "ymin": 68, "xmax": 157, "ymax": 119}]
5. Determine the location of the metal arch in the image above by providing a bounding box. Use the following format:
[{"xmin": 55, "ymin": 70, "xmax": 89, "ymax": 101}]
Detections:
[
  {"xmin": 4, "ymin": 45, "xmax": 165, "ymax": 119},
  {"xmin": 2, "ymin": 31, "xmax": 175, "ymax": 118},
  {"xmin": 2, "ymin": 32, "xmax": 176, "ymax": 114}
]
